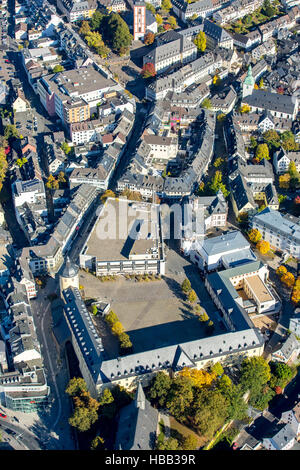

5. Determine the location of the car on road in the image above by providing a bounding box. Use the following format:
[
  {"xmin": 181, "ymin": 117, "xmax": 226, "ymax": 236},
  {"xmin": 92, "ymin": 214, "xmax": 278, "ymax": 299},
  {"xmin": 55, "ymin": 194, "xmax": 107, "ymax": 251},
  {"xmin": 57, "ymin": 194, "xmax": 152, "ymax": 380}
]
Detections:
[{"xmin": 0, "ymin": 412, "xmax": 7, "ymax": 419}]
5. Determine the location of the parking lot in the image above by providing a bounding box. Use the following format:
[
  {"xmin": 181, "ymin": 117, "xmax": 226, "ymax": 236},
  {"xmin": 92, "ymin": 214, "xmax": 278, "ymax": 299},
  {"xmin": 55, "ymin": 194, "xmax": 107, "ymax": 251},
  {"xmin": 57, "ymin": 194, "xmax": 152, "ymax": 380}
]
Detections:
[{"xmin": 79, "ymin": 247, "xmax": 223, "ymax": 356}]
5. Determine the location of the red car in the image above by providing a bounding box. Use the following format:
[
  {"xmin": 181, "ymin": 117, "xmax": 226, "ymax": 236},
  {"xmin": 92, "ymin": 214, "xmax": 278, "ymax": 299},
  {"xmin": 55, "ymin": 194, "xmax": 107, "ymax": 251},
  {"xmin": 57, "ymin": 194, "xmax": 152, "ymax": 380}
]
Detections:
[{"xmin": 0, "ymin": 412, "xmax": 7, "ymax": 419}]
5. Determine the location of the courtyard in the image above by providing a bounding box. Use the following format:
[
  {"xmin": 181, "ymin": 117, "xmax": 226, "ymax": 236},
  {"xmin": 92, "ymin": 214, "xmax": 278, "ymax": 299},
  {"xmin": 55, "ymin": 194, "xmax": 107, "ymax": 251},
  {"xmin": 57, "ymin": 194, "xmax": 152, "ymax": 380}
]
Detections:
[{"xmin": 79, "ymin": 247, "xmax": 223, "ymax": 357}]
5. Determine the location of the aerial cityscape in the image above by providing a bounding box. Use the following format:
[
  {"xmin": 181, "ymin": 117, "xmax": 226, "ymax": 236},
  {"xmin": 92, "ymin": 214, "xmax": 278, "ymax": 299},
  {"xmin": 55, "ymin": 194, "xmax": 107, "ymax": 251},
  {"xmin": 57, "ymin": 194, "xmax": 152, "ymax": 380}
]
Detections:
[{"xmin": 0, "ymin": 0, "xmax": 299, "ymax": 453}]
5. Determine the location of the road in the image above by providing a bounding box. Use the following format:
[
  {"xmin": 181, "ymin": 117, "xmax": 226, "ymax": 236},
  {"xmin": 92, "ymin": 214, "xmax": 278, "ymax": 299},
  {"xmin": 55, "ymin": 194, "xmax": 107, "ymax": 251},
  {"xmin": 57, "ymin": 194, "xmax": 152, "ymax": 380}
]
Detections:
[{"xmin": 0, "ymin": 419, "xmax": 42, "ymax": 450}]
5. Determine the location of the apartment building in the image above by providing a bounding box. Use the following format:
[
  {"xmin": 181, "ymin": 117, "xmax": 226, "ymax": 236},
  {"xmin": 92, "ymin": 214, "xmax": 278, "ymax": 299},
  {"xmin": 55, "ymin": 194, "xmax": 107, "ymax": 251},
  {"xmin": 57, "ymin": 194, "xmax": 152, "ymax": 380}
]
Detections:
[
  {"xmin": 37, "ymin": 67, "xmax": 116, "ymax": 125},
  {"xmin": 251, "ymin": 207, "xmax": 300, "ymax": 257},
  {"xmin": 57, "ymin": 0, "xmax": 97, "ymax": 22},
  {"xmin": 273, "ymin": 147, "xmax": 300, "ymax": 175},
  {"xmin": 213, "ymin": 0, "xmax": 263, "ymax": 25}
]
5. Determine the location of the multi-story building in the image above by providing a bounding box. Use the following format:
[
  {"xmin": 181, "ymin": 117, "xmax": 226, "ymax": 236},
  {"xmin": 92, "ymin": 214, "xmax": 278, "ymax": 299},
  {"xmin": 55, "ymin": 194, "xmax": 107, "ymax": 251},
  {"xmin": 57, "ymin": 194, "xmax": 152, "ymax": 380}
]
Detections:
[
  {"xmin": 80, "ymin": 197, "xmax": 165, "ymax": 276},
  {"xmin": 273, "ymin": 147, "xmax": 300, "ymax": 175},
  {"xmin": 251, "ymin": 208, "xmax": 300, "ymax": 257},
  {"xmin": 57, "ymin": 0, "xmax": 97, "ymax": 22},
  {"xmin": 213, "ymin": 0, "xmax": 263, "ymax": 25},
  {"xmin": 133, "ymin": 1, "xmax": 146, "ymax": 40},
  {"xmin": 37, "ymin": 67, "xmax": 116, "ymax": 126}
]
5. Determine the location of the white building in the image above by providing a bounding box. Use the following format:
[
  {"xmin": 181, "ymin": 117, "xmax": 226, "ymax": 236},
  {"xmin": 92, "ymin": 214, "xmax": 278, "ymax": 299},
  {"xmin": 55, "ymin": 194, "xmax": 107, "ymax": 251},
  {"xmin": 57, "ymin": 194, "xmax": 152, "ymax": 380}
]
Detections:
[{"xmin": 273, "ymin": 147, "xmax": 300, "ymax": 175}]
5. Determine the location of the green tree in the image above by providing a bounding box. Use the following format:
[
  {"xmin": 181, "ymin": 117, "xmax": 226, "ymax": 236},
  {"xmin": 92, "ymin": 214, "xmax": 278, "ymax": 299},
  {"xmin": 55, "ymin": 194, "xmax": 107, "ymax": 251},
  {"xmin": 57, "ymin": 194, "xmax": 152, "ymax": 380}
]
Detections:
[
  {"xmin": 270, "ymin": 362, "xmax": 293, "ymax": 384},
  {"xmin": 255, "ymin": 143, "xmax": 269, "ymax": 162},
  {"xmin": 155, "ymin": 14, "xmax": 163, "ymax": 25},
  {"xmin": 201, "ymin": 98, "xmax": 211, "ymax": 109},
  {"xmin": 281, "ymin": 131, "xmax": 298, "ymax": 152},
  {"xmin": 4, "ymin": 124, "xmax": 19, "ymax": 140},
  {"xmin": 146, "ymin": 2, "xmax": 156, "ymax": 14},
  {"xmin": 259, "ymin": 77, "xmax": 264, "ymax": 89},
  {"xmin": 166, "ymin": 376, "xmax": 194, "ymax": 420},
  {"xmin": 104, "ymin": 13, "xmax": 132, "ymax": 54},
  {"xmin": 149, "ymin": 371, "xmax": 172, "ymax": 407},
  {"xmin": 192, "ymin": 388, "xmax": 229, "ymax": 439},
  {"xmin": 263, "ymin": 129, "xmax": 280, "ymax": 150},
  {"xmin": 240, "ymin": 356, "xmax": 271, "ymax": 396},
  {"xmin": 105, "ymin": 309, "xmax": 119, "ymax": 325},
  {"xmin": 69, "ymin": 404, "xmax": 99, "ymax": 432},
  {"xmin": 61, "ymin": 141, "xmax": 71, "ymax": 155},
  {"xmin": 90, "ymin": 11, "xmax": 104, "ymax": 31},
  {"xmin": 158, "ymin": 437, "xmax": 180, "ymax": 450},
  {"xmin": 52, "ymin": 64, "xmax": 64, "ymax": 73},
  {"xmin": 211, "ymin": 362, "xmax": 224, "ymax": 377},
  {"xmin": 182, "ymin": 434, "xmax": 198, "ymax": 450},
  {"xmin": 65, "ymin": 377, "xmax": 88, "ymax": 397},
  {"xmin": 168, "ymin": 16, "xmax": 178, "ymax": 29},
  {"xmin": 99, "ymin": 388, "xmax": 114, "ymax": 406},
  {"xmin": 92, "ymin": 305, "xmax": 98, "ymax": 315},
  {"xmin": 193, "ymin": 31, "xmax": 206, "ymax": 52},
  {"xmin": 209, "ymin": 171, "xmax": 229, "ymax": 197}
]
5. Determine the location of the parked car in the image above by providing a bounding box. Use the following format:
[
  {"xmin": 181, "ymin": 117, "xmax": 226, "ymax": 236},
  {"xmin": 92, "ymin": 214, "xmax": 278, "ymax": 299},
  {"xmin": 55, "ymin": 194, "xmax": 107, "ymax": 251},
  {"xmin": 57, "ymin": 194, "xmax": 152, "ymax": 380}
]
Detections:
[{"xmin": 0, "ymin": 412, "xmax": 7, "ymax": 419}]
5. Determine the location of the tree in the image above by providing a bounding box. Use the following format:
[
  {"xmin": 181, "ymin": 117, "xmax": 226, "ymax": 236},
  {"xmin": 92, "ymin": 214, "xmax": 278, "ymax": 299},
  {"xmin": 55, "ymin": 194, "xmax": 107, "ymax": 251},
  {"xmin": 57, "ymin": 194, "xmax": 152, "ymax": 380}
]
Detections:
[
  {"xmin": 61, "ymin": 141, "xmax": 71, "ymax": 155},
  {"xmin": 46, "ymin": 174, "xmax": 59, "ymax": 190},
  {"xmin": 212, "ymin": 74, "xmax": 221, "ymax": 86},
  {"xmin": 146, "ymin": 3, "xmax": 156, "ymax": 14},
  {"xmin": 141, "ymin": 62, "xmax": 156, "ymax": 78},
  {"xmin": 168, "ymin": 16, "xmax": 178, "ymax": 29},
  {"xmin": 201, "ymin": 98, "xmax": 211, "ymax": 109},
  {"xmin": 90, "ymin": 436, "xmax": 105, "ymax": 450},
  {"xmin": 90, "ymin": 11, "xmax": 104, "ymax": 31},
  {"xmin": 281, "ymin": 272, "xmax": 295, "ymax": 288},
  {"xmin": 192, "ymin": 388, "xmax": 229, "ymax": 439},
  {"xmin": 99, "ymin": 388, "xmax": 114, "ymax": 406},
  {"xmin": 161, "ymin": 0, "xmax": 172, "ymax": 11},
  {"xmin": 239, "ymin": 104, "xmax": 251, "ymax": 114},
  {"xmin": 105, "ymin": 309, "xmax": 119, "ymax": 325},
  {"xmin": 255, "ymin": 143, "xmax": 269, "ymax": 162},
  {"xmin": 188, "ymin": 289, "xmax": 197, "ymax": 304},
  {"xmin": 69, "ymin": 406, "xmax": 98, "ymax": 432},
  {"xmin": 281, "ymin": 131, "xmax": 299, "ymax": 152},
  {"xmin": 193, "ymin": 31, "xmax": 206, "ymax": 52},
  {"xmin": 179, "ymin": 367, "xmax": 216, "ymax": 388},
  {"xmin": 119, "ymin": 332, "xmax": 133, "ymax": 350},
  {"xmin": 262, "ymin": 0, "xmax": 277, "ymax": 17},
  {"xmin": 79, "ymin": 20, "xmax": 91, "ymax": 36},
  {"xmin": 57, "ymin": 171, "xmax": 66, "ymax": 184},
  {"xmin": 182, "ymin": 434, "xmax": 198, "ymax": 450},
  {"xmin": 66, "ymin": 377, "xmax": 88, "ymax": 397},
  {"xmin": 158, "ymin": 437, "xmax": 180, "ymax": 450},
  {"xmin": 16, "ymin": 157, "xmax": 28, "ymax": 168},
  {"xmin": 4, "ymin": 124, "xmax": 19, "ymax": 140},
  {"xmin": 155, "ymin": 14, "xmax": 163, "ymax": 25},
  {"xmin": 52, "ymin": 64, "xmax": 64, "ymax": 73},
  {"xmin": 181, "ymin": 278, "xmax": 191, "ymax": 293},
  {"xmin": 214, "ymin": 157, "xmax": 224, "ymax": 168},
  {"xmin": 263, "ymin": 129, "xmax": 280, "ymax": 150},
  {"xmin": 111, "ymin": 321, "xmax": 125, "ymax": 336},
  {"xmin": 248, "ymin": 228, "xmax": 262, "ymax": 243},
  {"xmin": 240, "ymin": 356, "xmax": 271, "ymax": 396},
  {"xmin": 276, "ymin": 265, "xmax": 287, "ymax": 277},
  {"xmin": 209, "ymin": 171, "xmax": 229, "ymax": 198},
  {"xmin": 149, "ymin": 371, "xmax": 172, "ymax": 407},
  {"xmin": 211, "ymin": 362, "xmax": 224, "ymax": 377},
  {"xmin": 270, "ymin": 362, "xmax": 293, "ymax": 384},
  {"xmin": 92, "ymin": 305, "xmax": 98, "ymax": 316},
  {"xmin": 259, "ymin": 77, "xmax": 264, "ymax": 89},
  {"xmin": 144, "ymin": 31, "xmax": 155, "ymax": 45},
  {"xmin": 105, "ymin": 13, "xmax": 132, "ymax": 54},
  {"xmin": 0, "ymin": 147, "xmax": 7, "ymax": 192},
  {"xmin": 100, "ymin": 189, "xmax": 115, "ymax": 203},
  {"xmin": 279, "ymin": 173, "xmax": 290, "ymax": 189},
  {"xmin": 256, "ymin": 240, "xmax": 270, "ymax": 255},
  {"xmin": 199, "ymin": 311, "xmax": 209, "ymax": 322},
  {"xmin": 166, "ymin": 376, "xmax": 194, "ymax": 420}
]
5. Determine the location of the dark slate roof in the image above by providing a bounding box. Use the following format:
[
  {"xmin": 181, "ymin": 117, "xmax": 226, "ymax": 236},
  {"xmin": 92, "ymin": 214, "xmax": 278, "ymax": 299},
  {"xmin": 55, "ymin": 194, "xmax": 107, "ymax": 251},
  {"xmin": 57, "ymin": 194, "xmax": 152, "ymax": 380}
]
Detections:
[
  {"xmin": 242, "ymin": 90, "xmax": 296, "ymax": 115},
  {"xmin": 115, "ymin": 383, "xmax": 159, "ymax": 450}
]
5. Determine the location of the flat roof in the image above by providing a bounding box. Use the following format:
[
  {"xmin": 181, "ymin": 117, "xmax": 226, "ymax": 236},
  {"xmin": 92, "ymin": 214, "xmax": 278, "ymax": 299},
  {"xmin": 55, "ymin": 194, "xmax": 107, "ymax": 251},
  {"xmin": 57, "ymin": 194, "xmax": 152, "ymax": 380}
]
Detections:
[
  {"xmin": 245, "ymin": 275, "xmax": 273, "ymax": 303},
  {"xmin": 83, "ymin": 198, "xmax": 163, "ymax": 262}
]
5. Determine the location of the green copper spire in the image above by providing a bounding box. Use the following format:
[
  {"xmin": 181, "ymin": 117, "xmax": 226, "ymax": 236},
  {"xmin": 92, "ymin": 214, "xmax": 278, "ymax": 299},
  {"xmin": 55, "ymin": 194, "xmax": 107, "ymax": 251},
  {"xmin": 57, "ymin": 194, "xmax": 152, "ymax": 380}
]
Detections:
[{"xmin": 244, "ymin": 65, "xmax": 254, "ymax": 86}]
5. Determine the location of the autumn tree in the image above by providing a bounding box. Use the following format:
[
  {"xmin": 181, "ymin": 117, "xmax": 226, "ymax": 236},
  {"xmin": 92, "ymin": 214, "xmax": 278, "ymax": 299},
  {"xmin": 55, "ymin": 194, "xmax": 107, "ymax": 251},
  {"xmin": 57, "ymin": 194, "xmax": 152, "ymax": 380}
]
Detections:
[
  {"xmin": 119, "ymin": 332, "xmax": 133, "ymax": 350},
  {"xmin": 0, "ymin": 147, "xmax": 8, "ymax": 191},
  {"xmin": 199, "ymin": 311, "xmax": 209, "ymax": 322},
  {"xmin": 105, "ymin": 310, "xmax": 119, "ymax": 326},
  {"xmin": 279, "ymin": 173, "xmax": 290, "ymax": 189},
  {"xmin": 52, "ymin": 64, "xmax": 64, "ymax": 73},
  {"xmin": 155, "ymin": 14, "xmax": 163, "ymax": 25},
  {"xmin": 179, "ymin": 367, "xmax": 216, "ymax": 388},
  {"xmin": 161, "ymin": 0, "xmax": 172, "ymax": 11},
  {"xmin": 111, "ymin": 321, "xmax": 125, "ymax": 336},
  {"xmin": 146, "ymin": 2, "xmax": 156, "ymax": 14},
  {"xmin": 168, "ymin": 16, "xmax": 178, "ymax": 29},
  {"xmin": 66, "ymin": 377, "xmax": 88, "ymax": 397},
  {"xmin": 79, "ymin": 20, "xmax": 91, "ymax": 36},
  {"xmin": 248, "ymin": 228, "xmax": 262, "ymax": 243},
  {"xmin": 209, "ymin": 171, "xmax": 229, "ymax": 197},
  {"xmin": 281, "ymin": 272, "xmax": 295, "ymax": 288},
  {"xmin": 276, "ymin": 265, "xmax": 287, "ymax": 277},
  {"xmin": 193, "ymin": 31, "xmax": 206, "ymax": 51},
  {"xmin": 144, "ymin": 31, "xmax": 155, "ymax": 45},
  {"xmin": 181, "ymin": 278, "xmax": 191, "ymax": 293},
  {"xmin": 239, "ymin": 104, "xmax": 251, "ymax": 114},
  {"xmin": 188, "ymin": 289, "xmax": 197, "ymax": 304},
  {"xmin": 90, "ymin": 436, "xmax": 105, "ymax": 450},
  {"xmin": 100, "ymin": 189, "xmax": 115, "ymax": 203},
  {"xmin": 255, "ymin": 143, "xmax": 270, "ymax": 162},
  {"xmin": 141, "ymin": 62, "xmax": 156, "ymax": 78},
  {"xmin": 157, "ymin": 437, "xmax": 180, "ymax": 450},
  {"xmin": 257, "ymin": 240, "xmax": 270, "ymax": 255},
  {"xmin": 240, "ymin": 356, "xmax": 271, "ymax": 398},
  {"xmin": 291, "ymin": 277, "xmax": 300, "ymax": 304},
  {"xmin": 201, "ymin": 98, "xmax": 211, "ymax": 109}
]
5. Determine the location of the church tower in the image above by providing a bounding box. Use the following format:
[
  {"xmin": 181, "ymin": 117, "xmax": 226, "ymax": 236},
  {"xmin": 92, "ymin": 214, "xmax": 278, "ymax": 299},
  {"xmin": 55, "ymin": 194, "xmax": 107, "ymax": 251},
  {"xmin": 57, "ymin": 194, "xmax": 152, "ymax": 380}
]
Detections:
[
  {"xmin": 59, "ymin": 257, "xmax": 79, "ymax": 296},
  {"xmin": 242, "ymin": 65, "xmax": 255, "ymax": 98}
]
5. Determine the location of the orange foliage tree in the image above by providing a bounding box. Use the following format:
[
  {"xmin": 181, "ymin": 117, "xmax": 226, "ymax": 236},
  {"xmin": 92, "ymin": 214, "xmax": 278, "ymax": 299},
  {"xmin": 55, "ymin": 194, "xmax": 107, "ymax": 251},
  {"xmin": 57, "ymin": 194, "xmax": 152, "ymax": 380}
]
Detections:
[
  {"xmin": 257, "ymin": 240, "xmax": 270, "ymax": 254},
  {"xmin": 276, "ymin": 265, "xmax": 287, "ymax": 277},
  {"xmin": 248, "ymin": 228, "xmax": 262, "ymax": 243},
  {"xmin": 281, "ymin": 272, "xmax": 295, "ymax": 288}
]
